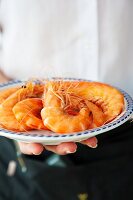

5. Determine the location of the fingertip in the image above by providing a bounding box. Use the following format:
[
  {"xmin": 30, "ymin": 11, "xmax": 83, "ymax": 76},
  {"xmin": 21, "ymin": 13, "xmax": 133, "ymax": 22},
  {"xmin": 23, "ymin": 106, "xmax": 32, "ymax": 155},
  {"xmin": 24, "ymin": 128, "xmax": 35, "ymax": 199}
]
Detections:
[
  {"xmin": 57, "ymin": 142, "xmax": 77, "ymax": 155},
  {"xmin": 18, "ymin": 142, "xmax": 44, "ymax": 155},
  {"xmin": 28, "ymin": 143, "xmax": 44, "ymax": 155},
  {"xmin": 86, "ymin": 137, "xmax": 98, "ymax": 144},
  {"xmin": 80, "ymin": 137, "xmax": 98, "ymax": 148}
]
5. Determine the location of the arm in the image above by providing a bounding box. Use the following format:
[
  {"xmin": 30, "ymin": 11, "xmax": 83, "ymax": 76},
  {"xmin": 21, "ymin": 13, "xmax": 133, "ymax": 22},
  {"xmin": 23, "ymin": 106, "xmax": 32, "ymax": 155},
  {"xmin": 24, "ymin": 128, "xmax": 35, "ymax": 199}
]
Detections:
[{"xmin": 0, "ymin": 70, "xmax": 10, "ymax": 83}]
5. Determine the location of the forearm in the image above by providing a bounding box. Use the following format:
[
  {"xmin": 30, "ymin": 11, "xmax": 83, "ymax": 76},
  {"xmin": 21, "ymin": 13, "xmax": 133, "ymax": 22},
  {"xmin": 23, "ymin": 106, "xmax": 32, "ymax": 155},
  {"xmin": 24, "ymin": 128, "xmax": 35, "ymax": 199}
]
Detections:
[{"xmin": 0, "ymin": 70, "xmax": 10, "ymax": 83}]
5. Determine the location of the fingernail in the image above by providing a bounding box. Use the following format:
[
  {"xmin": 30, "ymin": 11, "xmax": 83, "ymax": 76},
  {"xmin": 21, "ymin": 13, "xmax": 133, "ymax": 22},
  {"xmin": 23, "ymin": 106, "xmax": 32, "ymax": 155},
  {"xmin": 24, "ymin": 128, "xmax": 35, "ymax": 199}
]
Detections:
[
  {"xmin": 66, "ymin": 149, "xmax": 77, "ymax": 154},
  {"xmin": 87, "ymin": 143, "xmax": 98, "ymax": 148},
  {"xmin": 33, "ymin": 151, "xmax": 42, "ymax": 155}
]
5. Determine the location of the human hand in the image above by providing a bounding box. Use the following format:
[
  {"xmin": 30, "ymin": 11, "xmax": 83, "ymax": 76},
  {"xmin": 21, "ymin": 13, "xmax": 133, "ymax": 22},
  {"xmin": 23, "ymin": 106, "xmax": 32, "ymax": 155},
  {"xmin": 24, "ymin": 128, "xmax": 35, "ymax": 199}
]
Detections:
[{"xmin": 18, "ymin": 137, "xmax": 98, "ymax": 155}]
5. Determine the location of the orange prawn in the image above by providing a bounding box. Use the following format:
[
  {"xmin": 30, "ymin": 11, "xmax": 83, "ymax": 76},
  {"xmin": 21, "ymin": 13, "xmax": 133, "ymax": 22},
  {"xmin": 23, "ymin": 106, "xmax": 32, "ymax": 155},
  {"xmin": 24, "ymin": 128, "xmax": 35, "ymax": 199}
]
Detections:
[
  {"xmin": 73, "ymin": 81, "xmax": 124, "ymax": 122},
  {"xmin": 0, "ymin": 82, "xmax": 46, "ymax": 131},
  {"xmin": 49, "ymin": 81, "xmax": 124, "ymax": 123},
  {"xmin": 41, "ymin": 82, "xmax": 93, "ymax": 133},
  {"xmin": 41, "ymin": 80, "xmax": 124, "ymax": 133},
  {"xmin": 13, "ymin": 98, "xmax": 47, "ymax": 130}
]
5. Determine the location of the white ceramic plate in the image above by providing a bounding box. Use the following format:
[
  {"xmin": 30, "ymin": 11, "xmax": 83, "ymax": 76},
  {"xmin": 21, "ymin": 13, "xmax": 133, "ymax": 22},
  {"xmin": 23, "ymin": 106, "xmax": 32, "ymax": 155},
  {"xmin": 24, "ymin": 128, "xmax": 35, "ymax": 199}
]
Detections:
[{"xmin": 0, "ymin": 78, "xmax": 133, "ymax": 145}]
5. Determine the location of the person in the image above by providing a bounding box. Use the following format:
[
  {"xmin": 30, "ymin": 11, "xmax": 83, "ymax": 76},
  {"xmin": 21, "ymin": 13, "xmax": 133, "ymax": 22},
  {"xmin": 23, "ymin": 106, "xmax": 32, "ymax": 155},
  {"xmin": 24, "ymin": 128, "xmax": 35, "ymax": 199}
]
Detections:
[{"xmin": 0, "ymin": 0, "xmax": 133, "ymax": 199}]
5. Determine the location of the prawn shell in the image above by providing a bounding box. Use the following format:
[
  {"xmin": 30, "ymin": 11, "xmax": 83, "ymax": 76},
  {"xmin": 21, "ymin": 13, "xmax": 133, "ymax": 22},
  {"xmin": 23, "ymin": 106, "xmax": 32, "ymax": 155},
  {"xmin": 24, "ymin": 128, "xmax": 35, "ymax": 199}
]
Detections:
[
  {"xmin": 0, "ymin": 82, "xmax": 44, "ymax": 132},
  {"xmin": 41, "ymin": 107, "xmax": 93, "ymax": 133},
  {"xmin": 69, "ymin": 81, "xmax": 125, "ymax": 122},
  {"xmin": 0, "ymin": 87, "xmax": 19, "ymax": 104},
  {"xmin": 13, "ymin": 98, "xmax": 48, "ymax": 130},
  {"xmin": 33, "ymin": 84, "xmax": 45, "ymax": 97},
  {"xmin": 85, "ymin": 101, "xmax": 106, "ymax": 128}
]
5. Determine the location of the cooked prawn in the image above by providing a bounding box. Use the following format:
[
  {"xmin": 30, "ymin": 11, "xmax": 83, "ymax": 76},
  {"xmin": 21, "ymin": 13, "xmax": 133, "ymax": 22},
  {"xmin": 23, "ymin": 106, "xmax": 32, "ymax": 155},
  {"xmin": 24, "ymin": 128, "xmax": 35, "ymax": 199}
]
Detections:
[
  {"xmin": 48, "ymin": 81, "xmax": 124, "ymax": 123},
  {"xmin": 41, "ymin": 80, "xmax": 124, "ymax": 133},
  {"xmin": 13, "ymin": 98, "xmax": 47, "ymax": 130},
  {"xmin": 41, "ymin": 82, "xmax": 93, "ymax": 133},
  {"xmin": 0, "ymin": 82, "xmax": 45, "ymax": 131},
  {"xmin": 42, "ymin": 107, "xmax": 92, "ymax": 133},
  {"xmin": 73, "ymin": 81, "xmax": 124, "ymax": 122}
]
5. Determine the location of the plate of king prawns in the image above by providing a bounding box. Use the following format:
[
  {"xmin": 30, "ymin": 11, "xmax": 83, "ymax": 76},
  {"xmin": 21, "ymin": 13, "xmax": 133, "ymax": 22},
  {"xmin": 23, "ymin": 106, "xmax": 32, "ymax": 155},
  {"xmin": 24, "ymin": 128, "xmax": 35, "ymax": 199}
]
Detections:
[{"xmin": 0, "ymin": 78, "xmax": 133, "ymax": 145}]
